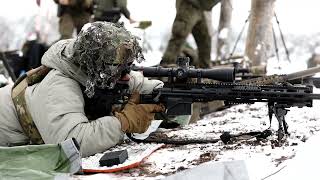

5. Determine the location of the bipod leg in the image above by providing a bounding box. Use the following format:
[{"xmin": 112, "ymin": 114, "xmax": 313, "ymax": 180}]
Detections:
[{"xmin": 273, "ymin": 106, "xmax": 289, "ymax": 142}]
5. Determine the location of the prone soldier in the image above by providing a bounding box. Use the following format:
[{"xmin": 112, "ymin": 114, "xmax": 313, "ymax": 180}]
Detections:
[
  {"xmin": 0, "ymin": 22, "xmax": 164, "ymax": 157},
  {"xmin": 161, "ymin": 0, "xmax": 221, "ymax": 68}
]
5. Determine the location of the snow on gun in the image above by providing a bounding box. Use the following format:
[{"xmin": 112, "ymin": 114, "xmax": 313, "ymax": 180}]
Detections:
[{"xmin": 132, "ymin": 57, "xmax": 320, "ymax": 140}]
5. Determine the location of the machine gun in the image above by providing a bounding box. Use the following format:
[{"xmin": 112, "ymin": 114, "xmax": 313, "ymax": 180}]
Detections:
[{"xmin": 131, "ymin": 57, "xmax": 320, "ymax": 140}]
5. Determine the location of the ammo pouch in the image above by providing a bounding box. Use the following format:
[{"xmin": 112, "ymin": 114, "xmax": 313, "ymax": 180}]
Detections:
[{"xmin": 11, "ymin": 65, "xmax": 51, "ymax": 145}]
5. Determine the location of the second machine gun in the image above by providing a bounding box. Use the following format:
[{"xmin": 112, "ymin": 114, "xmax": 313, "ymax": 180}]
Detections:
[{"xmin": 131, "ymin": 57, "xmax": 320, "ymax": 140}]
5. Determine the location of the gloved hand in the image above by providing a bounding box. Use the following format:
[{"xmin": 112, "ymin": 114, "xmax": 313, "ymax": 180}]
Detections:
[{"xmin": 115, "ymin": 91, "xmax": 165, "ymax": 133}]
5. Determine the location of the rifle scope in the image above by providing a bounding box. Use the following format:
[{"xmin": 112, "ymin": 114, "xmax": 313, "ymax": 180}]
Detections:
[{"xmin": 132, "ymin": 57, "xmax": 235, "ymax": 82}]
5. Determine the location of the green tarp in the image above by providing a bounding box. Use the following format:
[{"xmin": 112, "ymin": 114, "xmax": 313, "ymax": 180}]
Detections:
[{"xmin": 0, "ymin": 139, "xmax": 81, "ymax": 180}]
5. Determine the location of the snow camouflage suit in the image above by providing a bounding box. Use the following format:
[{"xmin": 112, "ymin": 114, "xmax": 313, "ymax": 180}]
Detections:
[
  {"xmin": 0, "ymin": 22, "xmax": 163, "ymax": 157},
  {"xmin": 54, "ymin": 0, "xmax": 93, "ymax": 39},
  {"xmin": 162, "ymin": 0, "xmax": 221, "ymax": 68}
]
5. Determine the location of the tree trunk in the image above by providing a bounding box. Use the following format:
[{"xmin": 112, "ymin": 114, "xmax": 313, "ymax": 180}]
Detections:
[
  {"xmin": 216, "ymin": 0, "xmax": 233, "ymax": 60},
  {"xmin": 245, "ymin": 0, "xmax": 275, "ymax": 66}
]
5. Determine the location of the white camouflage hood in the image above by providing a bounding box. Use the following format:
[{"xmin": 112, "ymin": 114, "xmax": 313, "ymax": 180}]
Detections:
[{"xmin": 41, "ymin": 39, "xmax": 88, "ymax": 86}]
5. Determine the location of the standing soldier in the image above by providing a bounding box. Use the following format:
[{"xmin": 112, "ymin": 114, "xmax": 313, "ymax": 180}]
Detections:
[
  {"xmin": 92, "ymin": 0, "xmax": 136, "ymax": 23},
  {"xmin": 161, "ymin": 0, "xmax": 221, "ymax": 68},
  {"xmin": 160, "ymin": 0, "xmax": 222, "ymax": 126},
  {"xmin": 54, "ymin": 0, "xmax": 93, "ymax": 39}
]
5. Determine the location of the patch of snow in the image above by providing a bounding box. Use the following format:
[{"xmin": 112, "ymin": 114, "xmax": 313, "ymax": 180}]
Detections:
[
  {"xmin": 0, "ymin": 74, "xmax": 8, "ymax": 84},
  {"xmin": 77, "ymin": 94, "xmax": 320, "ymax": 179},
  {"xmin": 81, "ymin": 23, "xmax": 93, "ymax": 32},
  {"xmin": 2, "ymin": 0, "xmax": 320, "ymax": 179},
  {"xmin": 218, "ymin": 28, "xmax": 229, "ymax": 39},
  {"xmin": 132, "ymin": 120, "xmax": 163, "ymax": 140},
  {"xmin": 314, "ymin": 46, "xmax": 320, "ymax": 55},
  {"xmin": 268, "ymin": 132, "xmax": 320, "ymax": 180}
]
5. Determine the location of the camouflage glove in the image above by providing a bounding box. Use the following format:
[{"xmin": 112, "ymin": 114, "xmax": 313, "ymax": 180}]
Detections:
[{"xmin": 115, "ymin": 92, "xmax": 165, "ymax": 133}]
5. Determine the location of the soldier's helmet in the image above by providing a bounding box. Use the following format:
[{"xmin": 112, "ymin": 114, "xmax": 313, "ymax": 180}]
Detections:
[{"xmin": 73, "ymin": 21, "xmax": 144, "ymax": 98}]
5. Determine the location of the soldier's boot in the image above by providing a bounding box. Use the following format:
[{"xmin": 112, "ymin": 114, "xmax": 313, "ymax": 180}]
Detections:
[
  {"xmin": 181, "ymin": 43, "xmax": 199, "ymax": 67},
  {"xmin": 160, "ymin": 59, "xmax": 176, "ymax": 67},
  {"xmin": 161, "ymin": 46, "xmax": 178, "ymax": 66}
]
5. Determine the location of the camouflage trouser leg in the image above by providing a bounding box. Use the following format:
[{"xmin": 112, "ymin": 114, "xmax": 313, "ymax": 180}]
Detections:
[
  {"xmin": 59, "ymin": 14, "xmax": 75, "ymax": 40},
  {"xmin": 73, "ymin": 12, "xmax": 91, "ymax": 34},
  {"xmin": 161, "ymin": 1, "xmax": 202, "ymax": 65},
  {"xmin": 180, "ymin": 42, "xmax": 199, "ymax": 66},
  {"xmin": 192, "ymin": 14, "xmax": 212, "ymax": 68}
]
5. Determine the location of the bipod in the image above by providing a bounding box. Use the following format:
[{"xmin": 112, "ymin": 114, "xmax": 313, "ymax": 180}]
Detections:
[{"xmin": 268, "ymin": 103, "xmax": 289, "ymax": 142}]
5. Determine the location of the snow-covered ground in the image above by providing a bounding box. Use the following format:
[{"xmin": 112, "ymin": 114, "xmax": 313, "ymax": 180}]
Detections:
[
  {"xmin": 1, "ymin": 0, "xmax": 320, "ymax": 179},
  {"xmin": 75, "ymin": 1, "xmax": 320, "ymax": 177},
  {"xmin": 75, "ymin": 95, "xmax": 320, "ymax": 179}
]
